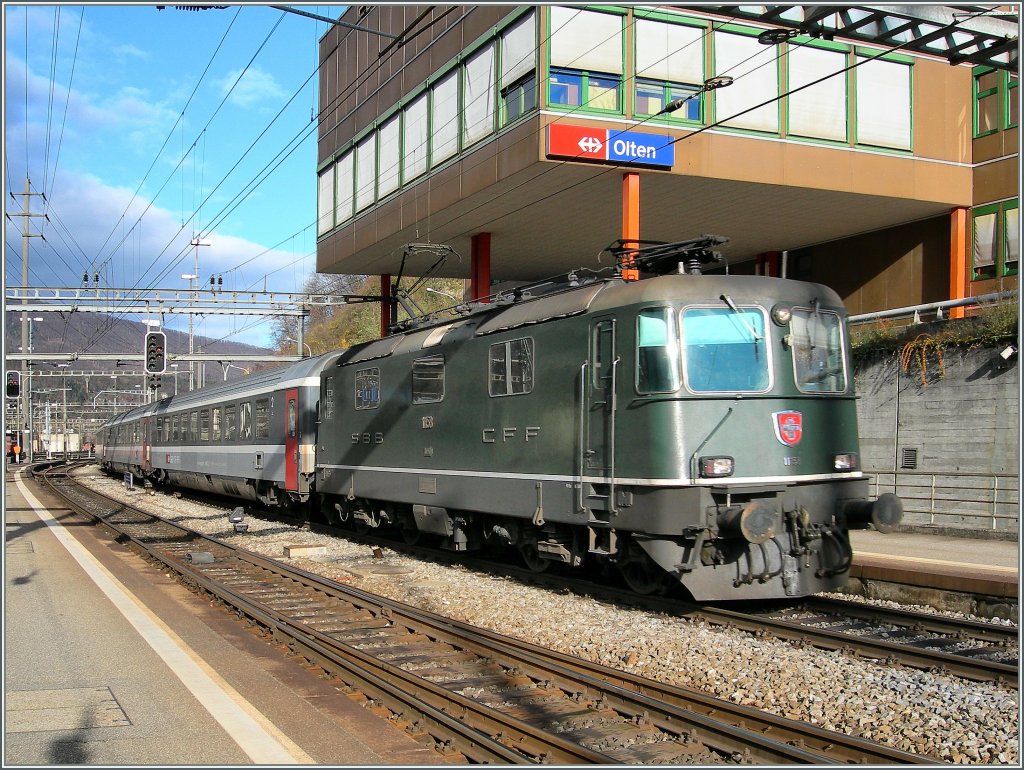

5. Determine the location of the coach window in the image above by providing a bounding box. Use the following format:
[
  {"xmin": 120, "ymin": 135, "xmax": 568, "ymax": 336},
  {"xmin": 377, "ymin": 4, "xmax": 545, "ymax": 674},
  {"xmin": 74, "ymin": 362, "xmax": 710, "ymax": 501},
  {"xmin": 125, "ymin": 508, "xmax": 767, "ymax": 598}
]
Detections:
[
  {"xmin": 255, "ymin": 398, "xmax": 270, "ymax": 439},
  {"xmin": 287, "ymin": 398, "xmax": 298, "ymax": 438},
  {"xmin": 155, "ymin": 418, "xmax": 163, "ymax": 443},
  {"xmin": 224, "ymin": 404, "xmax": 238, "ymax": 441},
  {"xmin": 489, "ymin": 337, "xmax": 534, "ymax": 396},
  {"xmin": 200, "ymin": 409, "xmax": 210, "ymax": 442},
  {"xmin": 211, "ymin": 407, "xmax": 221, "ymax": 442},
  {"xmin": 171, "ymin": 415, "xmax": 179, "ymax": 442},
  {"xmin": 189, "ymin": 411, "xmax": 198, "ymax": 442},
  {"xmin": 636, "ymin": 308, "xmax": 681, "ymax": 393},
  {"xmin": 412, "ymin": 355, "xmax": 445, "ymax": 404},
  {"xmin": 355, "ymin": 368, "xmax": 381, "ymax": 409},
  {"xmin": 239, "ymin": 401, "xmax": 252, "ymax": 441}
]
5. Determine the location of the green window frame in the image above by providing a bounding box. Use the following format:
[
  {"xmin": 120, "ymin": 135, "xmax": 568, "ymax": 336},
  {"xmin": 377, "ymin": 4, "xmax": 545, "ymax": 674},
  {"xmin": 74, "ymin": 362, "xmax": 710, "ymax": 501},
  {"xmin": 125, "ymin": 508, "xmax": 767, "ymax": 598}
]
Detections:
[
  {"xmin": 634, "ymin": 80, "xmax": 701, "ymax": 122},
  {"xmin": 548, "ymin": 67, "xmax": 622, "ymax": 113},
  {"xmin": 501, "ymin": 72, "xmax": 537, "ymax": 124},
  {"xmin": 1006, "ymin": 71, "xmax": 1018, "ymax": 130},
  {"xmin": 974, "ymin": 66, "xmax": 1002, "ymax": 137},
  {"xmin": 972, "ymin": 200, "xmax": 1019, "ymax": 280}
]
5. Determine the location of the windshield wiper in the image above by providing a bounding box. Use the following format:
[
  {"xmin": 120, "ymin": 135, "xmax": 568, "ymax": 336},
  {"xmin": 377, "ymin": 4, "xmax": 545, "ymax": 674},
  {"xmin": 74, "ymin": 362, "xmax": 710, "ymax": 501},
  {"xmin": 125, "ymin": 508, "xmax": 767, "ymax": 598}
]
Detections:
[{"xmin": 719, "ymin": 294, "xmax": 764, "ymax": 341}]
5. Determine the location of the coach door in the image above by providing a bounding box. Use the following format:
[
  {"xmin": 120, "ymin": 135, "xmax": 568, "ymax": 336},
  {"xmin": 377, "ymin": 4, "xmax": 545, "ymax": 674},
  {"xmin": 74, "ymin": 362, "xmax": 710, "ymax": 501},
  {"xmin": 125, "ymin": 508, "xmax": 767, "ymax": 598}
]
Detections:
[
  {"xmin": 284, "ymin": 388, "xmax": 299, "ymax": 492},
  {"xmin": 141, "ymin": 417, "xmax": 152, "ymax": 473},
  {"xmin": 580, "ymin": 317, "xmax": 619, "ymax": 511}
]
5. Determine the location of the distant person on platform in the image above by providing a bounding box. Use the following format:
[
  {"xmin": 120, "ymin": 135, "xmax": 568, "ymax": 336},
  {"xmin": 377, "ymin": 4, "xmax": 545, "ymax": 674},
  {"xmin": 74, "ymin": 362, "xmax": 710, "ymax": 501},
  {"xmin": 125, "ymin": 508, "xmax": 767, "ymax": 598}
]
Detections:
[{"xmin": 12, "ymin": 443, "xmax": 21, "ymax": 464}]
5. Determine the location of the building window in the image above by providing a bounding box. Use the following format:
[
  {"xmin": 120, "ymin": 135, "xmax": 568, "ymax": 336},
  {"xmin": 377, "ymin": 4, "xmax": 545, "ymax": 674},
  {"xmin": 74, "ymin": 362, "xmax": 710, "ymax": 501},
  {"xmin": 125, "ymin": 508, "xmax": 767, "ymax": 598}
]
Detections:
[
  {"xmin": 377, "ymin": 114, "xmax": 401, "ymax": 198},
  {"xmin": 787, "ymin": 42, "xmax": 848, "ymax": 142},
  {"xmin": 354, "ymin": 133, "xmax": 376, "ymax": 211},
  {"xmin": 463, "ymin": 44, "xmax": 496, "ymax": 146},
  {"xmin": 972, "ymin": 200, "xmax": 1018, "ymax": 280},
  {"xmin": 855, "ymin": 54, "xmax": 912, "ymax": 150},
  {"xmin": 502, "ymin": 73, "xmax": 536, "ymax": 122},
  {"xmin": 635, "ymin": 80, "xmax": 700, "ymax": 121},
  {"xmin": 403, "ymin": 92, "xmax": 429, "ymax": 181},
  {"xmin": 355, "ymin": 368, "xmax": 381, "ymax": 409},
  {"xmin": 549, "ymin": 68, "xmax": 620, "ymax": 111},
  {"xmin": 412, "ymin": 355, "xmax": 445, "ymax": 404},
  {"xmin": 431, "ymin": 70, "xmax": 459, "ymax": 166},
  {"xmin": 714, "ymin": 30, "xmax": 779, "ymax": 133},
  {"xmin": 548, "ymin": 6, "xmax": 622, "ymax": 113},
  {"xmin": 1007, "ymin": 71, "xmax": 1018, "ymax": 129},
  {"xmin": 500, "ymin": 11, "xmax": 536, "ymax": 125},
  {"xmin": 335, "ymin": 151, "xmax": 353, "ymax": 225},
  {"xmin": 634, "ymin": 17, "xmax": 704, "ymax": 121},
  {"xmin": 974, "ymin": 68, "xmax": 1002, "ymax": 137},
  {"xmin": 317, "ymin": 166, "xmax": 334, "ymax": 236}
]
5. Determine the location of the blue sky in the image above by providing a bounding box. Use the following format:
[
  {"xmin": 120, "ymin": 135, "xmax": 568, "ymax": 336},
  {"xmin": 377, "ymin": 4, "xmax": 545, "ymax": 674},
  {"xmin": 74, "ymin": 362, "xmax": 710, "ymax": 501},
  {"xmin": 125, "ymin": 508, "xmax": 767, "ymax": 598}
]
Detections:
[{"xmin": 4, "ymin": 3, "xmax": 344, "ymax": 348}]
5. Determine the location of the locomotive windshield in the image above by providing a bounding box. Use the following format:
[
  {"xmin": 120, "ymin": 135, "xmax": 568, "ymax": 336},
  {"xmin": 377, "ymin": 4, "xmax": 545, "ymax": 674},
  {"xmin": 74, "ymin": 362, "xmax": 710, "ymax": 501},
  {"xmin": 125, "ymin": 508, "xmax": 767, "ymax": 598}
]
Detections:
[
  {"xmin": 682, "ymin": 306, "xmax": 770, "ymax": 392},
  {"xmin": 790, "ymin": 307, "xmax": 847, "ymax": 392}
]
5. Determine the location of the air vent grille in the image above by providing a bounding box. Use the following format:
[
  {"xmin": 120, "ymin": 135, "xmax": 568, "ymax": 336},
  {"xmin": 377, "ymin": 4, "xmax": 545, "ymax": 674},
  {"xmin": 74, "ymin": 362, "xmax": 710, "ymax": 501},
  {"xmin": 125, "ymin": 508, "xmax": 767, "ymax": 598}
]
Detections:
[{"xmin": 900, "ymin": 447, "xmax": 919, "ymax": 470}]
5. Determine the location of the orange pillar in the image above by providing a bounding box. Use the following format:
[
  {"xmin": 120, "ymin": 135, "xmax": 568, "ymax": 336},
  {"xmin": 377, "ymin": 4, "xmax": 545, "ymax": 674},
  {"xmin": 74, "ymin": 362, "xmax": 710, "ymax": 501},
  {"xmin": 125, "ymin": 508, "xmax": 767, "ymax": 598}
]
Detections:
[
  {"xmin": 380, "ymin": 273, "xmax": 392, "ymax": 337},
  {"xmin": 471, "ymin": 233, "xmax": 491, "ymax": 302},
  {"xmin": 621, "ymin": 172, "xmax": 640, "ymax": 281},
  {"xmin": 949, "ymin": 207, "xmax": 969, "ymax": 319}
]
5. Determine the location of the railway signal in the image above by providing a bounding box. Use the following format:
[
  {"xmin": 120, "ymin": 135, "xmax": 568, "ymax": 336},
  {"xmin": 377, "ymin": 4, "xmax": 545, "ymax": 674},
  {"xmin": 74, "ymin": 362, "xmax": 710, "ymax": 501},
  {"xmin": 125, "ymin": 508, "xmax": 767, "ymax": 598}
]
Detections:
[
  {"xmin": 145, "ymin": 331, "xmax": 167, "ymax": 374},
  {"xmin": 5, "ymin": 371, "xmax": 21, "ymax": 398}
]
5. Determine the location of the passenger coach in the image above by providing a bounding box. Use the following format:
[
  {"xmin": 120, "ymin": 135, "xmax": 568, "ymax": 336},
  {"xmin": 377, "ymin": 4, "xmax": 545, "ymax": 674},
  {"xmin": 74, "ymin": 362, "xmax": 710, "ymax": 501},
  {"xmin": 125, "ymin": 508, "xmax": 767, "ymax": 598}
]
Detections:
[{"xmin": 98, "ymin": 354, "xmax": 338, "ymax": 509}]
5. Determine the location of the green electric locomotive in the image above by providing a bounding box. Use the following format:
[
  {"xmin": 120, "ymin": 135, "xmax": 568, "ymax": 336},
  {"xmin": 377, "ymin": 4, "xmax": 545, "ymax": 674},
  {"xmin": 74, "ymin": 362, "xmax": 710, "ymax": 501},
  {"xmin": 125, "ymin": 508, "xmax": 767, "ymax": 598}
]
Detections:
[{"xmin": 316, "ymin": 237, "xmax": 901, "ymax": 601}]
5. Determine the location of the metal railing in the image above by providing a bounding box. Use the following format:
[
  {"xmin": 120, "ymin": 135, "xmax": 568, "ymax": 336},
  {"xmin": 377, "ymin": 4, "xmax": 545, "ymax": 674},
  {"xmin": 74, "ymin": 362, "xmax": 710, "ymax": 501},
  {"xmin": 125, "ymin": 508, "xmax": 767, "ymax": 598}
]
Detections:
[
  {"xmin": 866, "ymin": 469, "xmax": 1019, "ymax": 532},
  {"xmin": 849, "ymin": 290, "xmax": 1017, "ymax": 326}
]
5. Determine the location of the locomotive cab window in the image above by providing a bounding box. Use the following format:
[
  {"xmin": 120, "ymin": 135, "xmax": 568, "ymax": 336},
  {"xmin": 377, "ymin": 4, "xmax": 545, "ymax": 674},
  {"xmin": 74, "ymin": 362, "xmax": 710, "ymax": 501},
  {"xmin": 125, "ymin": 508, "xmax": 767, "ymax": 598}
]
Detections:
[
  {"xmin": 682, "ymin": 306, "xmax": 770, "ymax": 392},
  {"xmin": 412, "ymin": 355, "xmax": 445, "ymax": 404},
  {"xmin": 790, "ymin": 307, "xmax": 847, "ymax": 393},
  {"xmin": 636, "ymin": 308, "xmax": 681, "ymax": 393},
  {"xmin": 489, "ymin": 337, "xmax": 534, "ymax": 396}
]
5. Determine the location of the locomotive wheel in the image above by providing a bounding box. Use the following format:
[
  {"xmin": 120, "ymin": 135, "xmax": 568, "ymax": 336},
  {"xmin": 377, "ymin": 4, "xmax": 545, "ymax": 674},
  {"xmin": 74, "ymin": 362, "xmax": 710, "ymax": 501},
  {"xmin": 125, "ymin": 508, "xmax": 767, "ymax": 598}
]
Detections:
[
  {"xmin": 618, "ymin": 551, "xmax": 667, "ymax": 595},
  {"xmin": 518, "ymin": 542, "xmax": 550, "ymax": 573},
  {"xmin": 400, "ymin": 524, "xmax": 420, "ymax": 545}
]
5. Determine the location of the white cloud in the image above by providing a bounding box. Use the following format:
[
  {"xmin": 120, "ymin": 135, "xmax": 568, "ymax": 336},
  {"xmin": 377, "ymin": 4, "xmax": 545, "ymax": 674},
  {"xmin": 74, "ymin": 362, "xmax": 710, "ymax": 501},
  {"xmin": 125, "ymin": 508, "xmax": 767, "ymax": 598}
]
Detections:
[{"xmin": 218, "ymin": 66, "xmax": 287, "ymax": 109}]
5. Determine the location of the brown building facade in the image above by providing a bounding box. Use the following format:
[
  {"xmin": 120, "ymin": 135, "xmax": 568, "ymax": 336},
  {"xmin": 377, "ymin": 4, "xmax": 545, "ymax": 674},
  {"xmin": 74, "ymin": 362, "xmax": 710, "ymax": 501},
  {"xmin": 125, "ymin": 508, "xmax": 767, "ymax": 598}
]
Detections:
[{"xmin": 315, "ymin": 5, "xmax": 1018, "ymax": 315}]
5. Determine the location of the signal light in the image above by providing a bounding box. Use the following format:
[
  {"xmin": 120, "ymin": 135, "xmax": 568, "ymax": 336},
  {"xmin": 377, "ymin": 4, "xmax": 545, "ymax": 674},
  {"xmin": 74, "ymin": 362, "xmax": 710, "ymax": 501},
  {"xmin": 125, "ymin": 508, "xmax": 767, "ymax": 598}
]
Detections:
[
  {"xmin": 5, "ymin": 371, "xmax": 20, "ymax": 398},
  {"xmin": 145, "ymin": 331, "xmax": 167, "ymax": 374}
]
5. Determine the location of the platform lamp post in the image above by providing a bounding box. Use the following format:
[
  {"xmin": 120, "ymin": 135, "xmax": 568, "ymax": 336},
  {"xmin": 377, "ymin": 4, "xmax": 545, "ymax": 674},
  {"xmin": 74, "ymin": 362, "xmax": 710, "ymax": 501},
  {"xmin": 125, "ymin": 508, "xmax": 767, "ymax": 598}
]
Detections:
[
  {"xmin": 283, "ymin": 336, "xmax": 312, "ymax": 357},
  {"xmin": 21, "ymin": 316, "xmax": 43, "ymax": 462},
  {"xmin": 56, "ymin": 362, "xmax": 69, "ymax": 456},
  {"xmin": 170, "ymin": 363, "xmax": 179, "ymax": 395},
  {"xmin": 181, "ymin": 272, "xmax": 198, "ymax": 391}
]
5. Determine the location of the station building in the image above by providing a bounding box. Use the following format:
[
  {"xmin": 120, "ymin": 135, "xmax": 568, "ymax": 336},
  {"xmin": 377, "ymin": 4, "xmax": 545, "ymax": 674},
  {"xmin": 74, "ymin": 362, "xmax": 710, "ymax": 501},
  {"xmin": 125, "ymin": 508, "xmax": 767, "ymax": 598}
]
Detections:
[{"xmin": 314, "ymin": 4, "xmax": 1019, "ymax": 329}]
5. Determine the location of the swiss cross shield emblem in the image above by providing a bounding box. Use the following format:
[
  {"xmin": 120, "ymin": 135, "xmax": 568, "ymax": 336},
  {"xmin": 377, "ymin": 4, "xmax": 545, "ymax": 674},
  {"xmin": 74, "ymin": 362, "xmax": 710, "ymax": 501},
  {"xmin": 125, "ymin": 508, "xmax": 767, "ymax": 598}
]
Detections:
[{"xmin": 772, "ymin": 411, "xmax": 803, "ymax": 446}]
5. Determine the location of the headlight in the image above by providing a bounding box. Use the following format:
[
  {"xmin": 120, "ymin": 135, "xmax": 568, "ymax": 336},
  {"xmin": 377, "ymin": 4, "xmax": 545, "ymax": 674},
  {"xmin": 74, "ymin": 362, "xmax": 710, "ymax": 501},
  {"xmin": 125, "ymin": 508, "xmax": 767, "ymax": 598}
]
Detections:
[
  {"xmin": 771, "ymin": 304, "xmax": 793, "ymax": 326},
  {"xmin": 700, "ymin": 456, "xmax": 734, "ymax": 478},
  {"xmin": 834, "ymin": 453, "xmax": 858, "ymax": 470}
]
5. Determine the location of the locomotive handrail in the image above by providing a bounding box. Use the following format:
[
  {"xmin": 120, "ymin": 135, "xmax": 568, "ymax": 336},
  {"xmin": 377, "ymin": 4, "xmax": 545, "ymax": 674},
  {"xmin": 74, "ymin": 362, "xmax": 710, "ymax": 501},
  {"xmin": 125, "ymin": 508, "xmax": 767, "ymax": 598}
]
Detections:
[
  {"xmin": 609, "ymin": 356, "xmax": 620, "ymax": 514},
  {"xmin": 577, "ymin": 361, "xmax": 588, "ymax": 514}
]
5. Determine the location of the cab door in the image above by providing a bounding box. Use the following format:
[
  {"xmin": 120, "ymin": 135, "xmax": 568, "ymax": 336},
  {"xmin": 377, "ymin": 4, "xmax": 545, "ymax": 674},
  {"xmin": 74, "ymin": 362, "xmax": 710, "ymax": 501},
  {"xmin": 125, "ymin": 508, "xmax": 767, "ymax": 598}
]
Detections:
[{"xmin": 284, "ymin": 388, "xmax": 299, "ymax": 492}]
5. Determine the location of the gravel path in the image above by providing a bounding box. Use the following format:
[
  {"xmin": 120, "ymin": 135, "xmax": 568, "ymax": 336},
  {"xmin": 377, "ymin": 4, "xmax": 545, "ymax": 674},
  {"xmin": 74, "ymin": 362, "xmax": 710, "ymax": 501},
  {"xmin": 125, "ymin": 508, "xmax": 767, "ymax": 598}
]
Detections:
[{"xmin": 75, "ymin": 466, "xmax": 1019, "ymax": 764}]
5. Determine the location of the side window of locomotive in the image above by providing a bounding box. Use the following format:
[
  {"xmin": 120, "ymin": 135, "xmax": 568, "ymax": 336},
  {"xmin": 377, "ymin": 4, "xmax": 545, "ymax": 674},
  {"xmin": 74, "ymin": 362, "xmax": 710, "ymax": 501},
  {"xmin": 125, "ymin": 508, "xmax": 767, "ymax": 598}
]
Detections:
[
  {"xmin": 636, "ymin": 307, "xmax": 681, "ymax": 393},
  {"xmin": 211, "ymin": 407, "xmax": 221, "ymax": 442},
  {"xmin": 790, "ymin": 308, "xmax": 847, "ymax": 393},
  {"xmin": 224, "ymin": 404, "xmax": 238, "ymax": 441},
  {"xmin": 239, "ymin": 401, "xmax": 253, "ymax": 441},
  {"xmin": 355, "ymin": 368, "xmax": 381, "ymax": 409},
  {"xmin": 255, "ymin": 399, "xmax": 270, "ymax": 439},
  {"xmin": 412, "ymin": 355, "xmax": 445, "ymax": 404},
  {"xmin": 489, "ymin": 337, "xmax": 534, "ymax": 397},
  {"xmin": 682, "ymin": 307, "xmax": 770, "ymax": 392},
  {"xmin": 323, "ymin": 376, "xmax": 335, "ymax": 420}
]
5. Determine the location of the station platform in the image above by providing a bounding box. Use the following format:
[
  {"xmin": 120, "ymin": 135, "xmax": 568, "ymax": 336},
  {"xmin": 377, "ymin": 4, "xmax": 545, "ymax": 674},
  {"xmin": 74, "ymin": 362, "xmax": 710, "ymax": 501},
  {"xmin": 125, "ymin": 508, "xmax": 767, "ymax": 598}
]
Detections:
[
  {"xmin": 3, "ymin": 468, "xmax": 445, "ymax": 766},
  {"xmin": 848, "ymin": 529, "xmax": 1019, "ymax": 613}
]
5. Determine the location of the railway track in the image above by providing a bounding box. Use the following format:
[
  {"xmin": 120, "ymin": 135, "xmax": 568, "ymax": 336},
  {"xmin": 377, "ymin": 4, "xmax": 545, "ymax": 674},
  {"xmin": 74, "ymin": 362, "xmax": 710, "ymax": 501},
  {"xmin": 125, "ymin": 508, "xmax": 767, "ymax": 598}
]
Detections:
[{"xmin": 36, "ymin": 464, "xmax": 937, "ymax": 765}]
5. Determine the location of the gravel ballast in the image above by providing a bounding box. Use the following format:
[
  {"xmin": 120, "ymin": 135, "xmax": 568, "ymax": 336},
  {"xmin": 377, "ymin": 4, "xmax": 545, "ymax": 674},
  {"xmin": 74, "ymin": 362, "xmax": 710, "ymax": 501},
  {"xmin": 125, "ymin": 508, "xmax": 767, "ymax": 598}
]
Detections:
[{"xmin": 74, "ymin": 466, "xmax": 1019, "ymax": 764}]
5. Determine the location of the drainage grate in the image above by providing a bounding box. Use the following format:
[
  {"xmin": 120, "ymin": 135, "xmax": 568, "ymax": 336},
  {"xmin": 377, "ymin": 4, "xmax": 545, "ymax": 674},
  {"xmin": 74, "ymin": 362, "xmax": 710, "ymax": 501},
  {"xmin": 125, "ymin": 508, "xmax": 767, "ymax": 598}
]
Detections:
[
  {"xmin": 6, "ymin": 687, "xmax": 131, "ymax": 733},
  {"xmin": 4, "ymin": 538, "xmax": 35, "ymax": 554}
]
